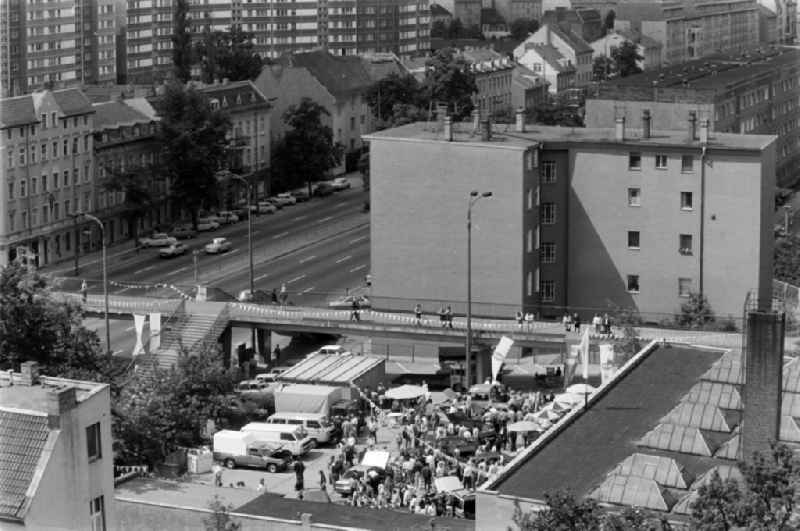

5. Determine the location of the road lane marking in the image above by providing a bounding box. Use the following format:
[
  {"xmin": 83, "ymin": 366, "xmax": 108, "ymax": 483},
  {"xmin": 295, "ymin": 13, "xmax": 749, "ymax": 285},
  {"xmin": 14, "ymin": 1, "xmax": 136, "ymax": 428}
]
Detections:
[
  {"xmin": 316, "ymin": 216, "xmax": 334, "ymax": 224},
  {"xmin": 301, "ymin": 286, "xmax": 315, "ymax": 294},
  {"xmin": 113, "ymin": 350, "xmax": 124, "ymax": 356},
  {"xmin": 139, "ymin": 265, "xmax": 156, "ymax": 273},
  {"xmin": 287, "ymin": 274, "xmax": 306, "ymax": 284},
  {"xmin": 350, "ymin": 264, "xmax": 367, "ymax": 273},
  {"xmin": 165, "ymin": 266, "xmax": 188, "ymax": 276},
  {"xmin": 336, "ymin": 202, "xmax": 348, "ymax": 206},
  {"xmin": 125, "ymin": 326, "xmax": 135, "ymax": 332},
  {"xmin": 350, "ymin": 236, "xmax": 367, "ymax": 244},
  {"xmin": 335, "ymin": 255, "xmax": 352, "ymax": 264},
  {"xmin": 272, "ymin": 231, "xmax": 290, "ymax": 239},
  {"xmin": 255, "ymin": 273, "xmax": 270, "ymax": 281},
  {"xmin": 293, "ymin": 215, "xmax": 307, "ymax": 221},
  {"xmin": 116, "ymin": 287, "xmax": 132, "ymax": 294},
  {"xmin": 299, "ymin": 255, "xmax": 315, "ymax": 264},
  {"xmin": 228, "ymin": 248, "xmax": 240, "ymax": 255}
]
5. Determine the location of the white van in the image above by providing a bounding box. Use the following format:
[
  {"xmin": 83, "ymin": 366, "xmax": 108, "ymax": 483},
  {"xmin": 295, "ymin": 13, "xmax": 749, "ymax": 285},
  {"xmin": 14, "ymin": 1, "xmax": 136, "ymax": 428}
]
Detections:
[
  {"xmin": 267, "ymin": 412, "xmax": 339, "ymax": 445},
  {"xmin": 240, "ymin": 423, "xmax": 315, "ymax": 457}
]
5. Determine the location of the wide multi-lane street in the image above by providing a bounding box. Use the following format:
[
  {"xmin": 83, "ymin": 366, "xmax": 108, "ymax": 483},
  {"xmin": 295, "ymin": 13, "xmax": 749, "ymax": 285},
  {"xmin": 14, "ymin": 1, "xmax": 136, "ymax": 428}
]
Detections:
[{"xmin": 48, "ymin": 178, "xmax": 370, "ymax": 307}]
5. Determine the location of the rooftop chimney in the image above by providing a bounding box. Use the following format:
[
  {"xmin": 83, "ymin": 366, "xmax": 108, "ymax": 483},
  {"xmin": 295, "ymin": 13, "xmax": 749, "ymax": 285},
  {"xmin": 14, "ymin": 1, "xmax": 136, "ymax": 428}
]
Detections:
[
  {"xmin": 642, "ymin": 109, "xmax": 651, "ymax": 139},
  {"xmin": 741, "ymin": 310, "xmax": 785, "ymax": 464},
  {"xmin": 472, "ymin": 109, "xmax": 481, "ymax": 132},
  {"xmin": 19, "ymin": 361, "xmax": 40, "ymax": 386},
  {"xmin": 45, "ymin": 386, "xmax": 78, "ymax": 429},
  {"xmin": 515, "ymin": 107, "xmax": 526, "ymax": 133},
  {"xmin": 699, "ymin": 119, "xmax": 709, "ymax": 144},
  {"xmin": 480, "ymin": 119, "xmax": 492, "ymax": 141},
  {"xmin": 688, "ymin": 111, "xmax": 698, "ymax": 141},
  {"xmin": 615, "ymin": 116, "xmax": 625, "ymax": 141},
  {"xmin": 444, "ymin": 116, "xmax": 453, "ymax": 141}
]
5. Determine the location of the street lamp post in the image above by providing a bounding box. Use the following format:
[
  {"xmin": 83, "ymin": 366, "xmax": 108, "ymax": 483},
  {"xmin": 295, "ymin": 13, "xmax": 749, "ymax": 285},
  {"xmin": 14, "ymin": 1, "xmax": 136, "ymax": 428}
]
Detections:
[
  {"xmin": 225, "ymin": 174, "xmax": 257, "ymax": 353},
  {"xmin": 81, "ymin": 213, "xmax": 111, "ymax": 356},
  {"xmin": 466, "ymin": 190, "xmax": 492, "ymax": 389}
]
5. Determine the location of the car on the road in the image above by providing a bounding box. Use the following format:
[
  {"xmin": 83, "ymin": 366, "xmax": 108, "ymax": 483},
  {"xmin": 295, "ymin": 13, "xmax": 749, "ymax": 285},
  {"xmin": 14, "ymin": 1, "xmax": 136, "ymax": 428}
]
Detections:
[
  {"xmin": 272, "ymin": 193, "xmax": 296, "ymax": 206},
  {"xmin": 331, "ymin": 177, "xmax": 351, "ymax": 191},
  {"xmin": 171, "ymin": 224, "xmax": 197, "ymax": 239},
  {"xmin": 138, "ymin": 233, "xmax": 177, "ymax": 248},
  {"xmin": 334, "ymin": 465, "xmax": 386, "ymax": 496},
  {"xmin": 292, "ymin": 188, "xmax": 310, "ymax": 202},
  {"xmin": 217, "ymin": 211, "xmax": 240, "ymax": 224},
  {"xmin": 197, "ymin": 218, "xmax": 220, "ymax": 231},
  {"xmin": 159, "ymin": 242, "xmax": 188, "ymax": 258},
  {"xmin": 313, "ymin": 182, "xmax": 334, "ymax": 197},
  {"xmin": 255, "ymin": 367, "xmax": 291, "ymax": 383},
  {"xmin": 328, "ymin": 294, "xmax": 371, "ymax": 310},
  {"xmin": 204, "ymin": 237, "xmax": 233, "ymax": 254},
  {"xmin": 256, "ymin": 202, "xmax": 277, "ymax": 214},
  {"xmin": 231, "ymin": 207, "xmax": 249, "ymax": 220},
  {"xmin": 237, "ymin": 289, "xmax": 273, "ymax": 304}
]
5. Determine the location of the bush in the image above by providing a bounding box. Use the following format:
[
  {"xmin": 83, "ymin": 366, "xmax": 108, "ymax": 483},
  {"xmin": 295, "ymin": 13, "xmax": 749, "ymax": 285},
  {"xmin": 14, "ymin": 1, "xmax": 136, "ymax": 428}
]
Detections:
[{"xmin": 677, "ymin": 292, "xmax": 715, "ymax": 329}]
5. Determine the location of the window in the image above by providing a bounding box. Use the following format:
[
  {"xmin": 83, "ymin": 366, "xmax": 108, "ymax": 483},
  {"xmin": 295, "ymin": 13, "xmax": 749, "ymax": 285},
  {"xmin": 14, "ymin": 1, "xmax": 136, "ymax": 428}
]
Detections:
[
  {"xmin": 679, "ymin": 234, "xmax": 693, "ymax": 254},
  {"xmin": 19, "ymin": 179, "xmax": 26, "ymax": 197},
  {"xmin": 89, "ymin": 495, "xmax": 106, "ymax": 531},
  {"xmin": 681, "ymin": 155, "xmax": 694, "ymax": 172},
  {"xmin": 64, "ymin": 199, "xmax": 70, "ymax": 215},
  {"xmin": 41, "ymin": 113, "xmax": 47, "ymax": 128},
  {"xmin": 655, "ymin": 154, "xmax": 668, "ymax": 169},
  {"xmin": 541, "ymin": 242, "xmax": 556, "ymax": 263},
  {"xmin": 628, "ymin": 152, "xmax": 641, "ymax": 170},
  {"xmin": 31, "ymin": 177, "xmax": 37, "ymax": 195},
  {"xmin": 527, "ymin": 188, "xmax": 533, "ymax": 210},
  {"xmin": 63, "ymin": 170, "xmax": 69, "ymax": 186},
  {"xmin": 86, "ymin": 422, "xmax": 102, "ymax": 460},
  {"xmin": 41, "ymin": 174, "xmax": 47, "ymax": 191},
  {"xmin": 72, "ymin": 137, "xmax": 78, "ymax": 154},
  {"xmin": 678, "ymin": 278, "xmax": 692, "ymax": 297},
  {"xmin": 360, "ymin": 114, "xmax": 365, "ymax": 125},
  {"xmin": 63, "ymin": 139, "xmax": 68, "ymax": 156},
  {"xmin": 681, "ymin": 191, "xmax": 693, "ymax": 210},
  {"xmin": 18, "ymin": 147, "xmax": 26, "ymax": 165},
  {"xmin": 627, "ymin": 274, "xmax": 640, "ymax": 293},
  {"xmin": 541, "ymin": 161, "xmax": 556, "ymax": 183},
  {"xmin": 627, "ymin": 231, "xmax": 640, "ymax": 249},
  {"xmin": 527, "ymin": 229, "xmax": 533, "ymax": 252},
  {"xmin": 527, "ymin": 271, "xmax": 533, "ymax": 296},
  {"xmin": 628, "ymin": 187, "xmax": 641, "ymax": 206},
  {"xmin": 52, "ymin": 142, "xmax": 58, "ymax": 158},
  {"xmin": 541, "ymin": 203, "xmax": 556, "ymax": 224},
  {"xmin": 52, "ymin": 173, "xmax": 58, "ymax": 190},
  {"xmin": 540, "ymin": 280, "xmax": 555, "ymax": 302},
  {"xmin": 350, "ymin": 116, "xmax": 355, "ymax": 130},
  {"xmin": 41, "ymin": 143, "xmax": 47, "ymax": 160},
  {"xmin": 7, "ymin": 182, "xmax": 13, "ymax": 199}
]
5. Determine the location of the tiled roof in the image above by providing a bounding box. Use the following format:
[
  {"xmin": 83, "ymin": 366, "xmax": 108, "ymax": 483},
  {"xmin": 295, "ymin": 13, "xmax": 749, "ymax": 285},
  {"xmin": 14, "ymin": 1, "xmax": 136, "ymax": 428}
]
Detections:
[
  {"xmin": 93, "ymin": 100, "xmax": 153, "ymax": 130},
  {"xmin": 614, "ymin": 2, "xmax": 672, "ymax": 23},
  {"xmin": 287, "ymin": 50, "xmax": 374, "ymax": 98},
  {"xmin": 51, "ymin": 88, "xmax": 94, "ymax": 117},
  {"xmin": 430, "ymin": 3, "xmax": 452, "ymax": 17},
  {"xmin": 525, "ymin": 44, "xmax": 572, "ymax": 72},
  {"xmin": 198, "ymin": 80, "xmax": 270, "ymax": 109},
  {"xmin": 549, "ymin": 24, "xmax": 593, "ymax": 54},
  {"xmin": 461, "ymin": 47, "xmax": 505, "ymax": 65},
  {"xmin": 0, "ymin": 410, "xmax": 52, "ymax": 520},
  {"xmin": 0, "ymin": 95, "xmax": 37, "ymax": 129}
]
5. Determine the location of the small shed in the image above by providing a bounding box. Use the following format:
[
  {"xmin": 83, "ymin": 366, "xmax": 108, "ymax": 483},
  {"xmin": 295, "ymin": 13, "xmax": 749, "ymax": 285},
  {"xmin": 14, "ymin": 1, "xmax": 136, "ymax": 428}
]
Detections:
[{"xmin": 278, "ymin": 354, "xmax": 386, "ymax": 397}]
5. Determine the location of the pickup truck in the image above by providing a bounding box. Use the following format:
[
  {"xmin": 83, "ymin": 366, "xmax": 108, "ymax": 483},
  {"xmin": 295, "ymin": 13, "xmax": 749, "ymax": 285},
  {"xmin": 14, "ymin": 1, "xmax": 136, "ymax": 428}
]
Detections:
[{"xmin": 212, "ymin": 430, "xmax": 291, "ymax": 472}]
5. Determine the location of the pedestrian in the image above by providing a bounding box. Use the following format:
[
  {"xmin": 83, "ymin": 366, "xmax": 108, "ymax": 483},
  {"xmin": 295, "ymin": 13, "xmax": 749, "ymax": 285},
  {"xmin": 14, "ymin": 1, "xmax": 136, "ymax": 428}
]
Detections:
[
  {"xmin": 439, "ymin": 305, "xmax": 446, "ymax": 328},
  {"xmin": 351, "ymin": 298, "xmax": 361, "ymax": 321},
  {"xmin": 280, "ymin": 282, "xmax": 288, "ymax": 305},
  {"xmin": 563, "ymin": 311, "xmax": 572, "ymax": 332},
  {"xmin": 273, "ymin": 344, "xmax": 281, "ymax": 362},
  {"xmin": 524, "ymin": 312, "xmax": 534, "ymax": 332},
  {"xmin": 271, "ymin": 288, "xmax": 278, "ymax": 303},
  {"xmin": 212, "ymin": 464, "xmax": 223, "ymax": 487},
  {"xmin": 593, "ymin": 313, "xmax": 602, "ymax": 334},
  {"xmin": 80, "ymin": 280, "xmax": 88, "ymax": 303},
  {"xmin": 573, "ymin": 312, "xmax": 581, "ymax": 333},
  {"xmin": 445, "ymin": 306, "xmax": 453, "ymax": 328},
  {"xmin": 603, "ymin": 313, "xmax": 611, "ymax": 337},
  {"xmin": 319, "ymin": 470, "xmax": 327, "ymax": 491},
  {"xmin": 256, "ymin": 478, "xmax": 266, "ymax": 493},
  {"xmin": 516, "ymin": 310, "xmax": 524, "ymax": 329},
  {"xmin": 293, "ymin": 457, "xmax": 305, "ymax": 493},
  {"xmin": 414, "ymin": 304, "xmax": 423, "ymax": 326}
]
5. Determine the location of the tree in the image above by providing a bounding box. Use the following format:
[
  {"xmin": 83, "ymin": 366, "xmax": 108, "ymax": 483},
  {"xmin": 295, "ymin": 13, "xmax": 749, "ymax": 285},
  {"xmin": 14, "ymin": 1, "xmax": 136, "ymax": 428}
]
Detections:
[
  {"xmin": 510, "ymin": 18, "xmax": 540, "ymax": 41},
  {"xmin": 611, "ymin": 41, "xmax": 643, "ymax": 78},
  {"xmin": 446, "ymin": 18, "xmax": 464, "ymax": 39},
  {"xmin": 204, "ymin": 496, "xmax": 241, "ymax": 531},
  {"xmin": 431, "ymin": 20, "xmax": 448, "ymax": 38},
  {"xmin": 271, "ymin": 98, "xmax": 343, "ymax": 196},
  {"xmin": 100, "ymin": 166, "xmax": 156, "ymax": 246},
  {"xmin": 364, "ymin": 72, "xmax": 423, "ymax": 123},
  {"xmin": 677, "ymin": 292, "xmax": 715, "ymax": 328},
  {"xmin": 604, "ymin": 9, "xmax": 616, "ymax": 32},
  {"xmin": 592, "ymin": 55, "xmax": 617, "ymax": 82},
  {"xmin": 774, "ymin": 234, "xmax": 800, "ymax": 285},
  {"xmin": 531, "ymin": 93, "xmax": 584, "ymax": 127},
  {"xmin": 194, "ymin": 26, "xmax": 263, "ymax": 83},
  {"xmin": 172, "ymin": 0, "xmax": 193, "ymax": 83},
  {"xmin": 422, "ymin": 48, "xmax": 477, "ymax": 119},
  {"xmin": 156, "ymin": 83, "xmax": 231, "ymax": 228}
]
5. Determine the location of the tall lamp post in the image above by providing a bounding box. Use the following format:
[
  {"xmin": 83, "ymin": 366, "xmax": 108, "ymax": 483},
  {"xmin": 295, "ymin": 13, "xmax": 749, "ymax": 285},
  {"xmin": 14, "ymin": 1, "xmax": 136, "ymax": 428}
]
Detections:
[
  {"xmin": 466, "ymin": 190, "xmax": 492, "ymax": 388},
  {"xmin": 81, "ymin": 213, "xmax": 111, "ymax": 356}
]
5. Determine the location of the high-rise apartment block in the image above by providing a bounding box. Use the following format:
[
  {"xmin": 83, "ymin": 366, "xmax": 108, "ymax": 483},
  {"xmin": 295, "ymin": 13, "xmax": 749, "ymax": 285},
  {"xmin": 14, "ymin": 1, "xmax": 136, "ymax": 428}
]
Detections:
[
  {"xmin": 0, "ymin": 0, "xmax": 117, "ymax": 97},
  {"xmin": 125, "ymin": 0, "xmax": 430, "ymax": 84}
]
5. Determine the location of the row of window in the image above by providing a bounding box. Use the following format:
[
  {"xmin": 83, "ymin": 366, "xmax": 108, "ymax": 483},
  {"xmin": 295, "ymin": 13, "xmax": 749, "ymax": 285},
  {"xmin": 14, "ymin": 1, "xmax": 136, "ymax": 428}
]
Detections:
[
  {"xmin": 629, "ymin": 152, "xmax": 694, "ymax": 172},
  {"xmin": 8, "ymin": 167, "xmax": 91, "ymax": 199},
  {"xmin": 627, "ymin": 231, "xmax": 693, "ymax": 254},
  {"xmin": 7, "ymin": 137, "xmax": 92, "ymax": 168},
  {"xmin": 534, "ymin": 276, "xmax": 695, "ymax": 302},
  {"xmin": 628, "ymin": 188, "xmax": 693, "ymax": 210}
]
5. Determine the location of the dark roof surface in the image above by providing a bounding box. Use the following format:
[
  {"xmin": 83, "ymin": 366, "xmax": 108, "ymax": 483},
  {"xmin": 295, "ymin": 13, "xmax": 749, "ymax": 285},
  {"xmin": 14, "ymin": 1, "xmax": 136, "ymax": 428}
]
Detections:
[
  {"xmin": 51, "ymin": 88, "xmax": 94, "ymax": 116},
  {"xmin": 492, "ymin": 345, "xmax": 724, "ymax": 499},
  {"xmin": 549, "ymin": 23, "xmax": 593, "ymax": 54},
  {"xmin": 288, "ymin": 51, "xmax": 374, "ymax": 97},
  {"xmin": 235, "ymin": 492, "xmax": 475, "ymax": 530},
  {"xmin": 93, "ymin": 101, "xmax": 153, "ymax": 130},
  {"xmin": 430, "ymin": 3, "xmax": 452, "ymax": 17},
  {"xmin": 481, "ymin": 8, "xmax": 507, "ymax": 26},
  {"xmin": 198, "ymin": 80, "xmax": 270, "ymax": 109},
  {"xmin": 0, "ymin": 410, "xmax": 51, "ymax": 520},
  {"xmin": 0, "ymin": 95, "xmax": 37, "ymax": 128}
]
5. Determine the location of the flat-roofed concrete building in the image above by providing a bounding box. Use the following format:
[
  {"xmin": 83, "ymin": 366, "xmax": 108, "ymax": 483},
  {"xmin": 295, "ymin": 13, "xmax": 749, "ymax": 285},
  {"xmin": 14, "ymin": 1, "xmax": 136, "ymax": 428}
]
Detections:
[
  {"xmin": 585, "ymin": 47, "xmax": 800, "ymax": 187},
  {"xmin": 0, "ymin": 362, "xmax": 114, "ymax": 530},
  {"xmin": 364, "ymin": 116, "xmax": 775, "ymax": 323}
]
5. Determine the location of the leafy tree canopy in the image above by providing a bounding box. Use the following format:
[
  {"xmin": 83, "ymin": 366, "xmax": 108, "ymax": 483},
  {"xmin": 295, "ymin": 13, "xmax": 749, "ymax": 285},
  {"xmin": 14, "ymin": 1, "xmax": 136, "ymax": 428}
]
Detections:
[
  {"xmin": 431, "ymin": 18, "xmax": 485, "ymax": 40},
  {"xmin": 195, "ymin": 26, "xmax": 263, "ymax": 83},
  {"xmin": 101, "ymin": 166, "xmax": 157, "ymax": 243},
  {"xmin": 422, "ymin": 48, "xmax": 478, "ymax": 119},
  {"xmin": 611, "ymin": 41, "xmax": 643, "ymax": 78},
  {"xmin": 156, "ymin": 83, "xmax": 231, "ymax": 227},
  {"xmin": 364, "ymin": 72, "xmax": 423, "ymax": 123},
  {"xmin": 677, "ymin": 292, "xmax": 715, "ymax": 329},
  {"xmin": 593, "ymin": 55, "xmax": 618, "ymax": 82},
  {"xmin": 604, "ymin": 9, "xmax": 616, "ymax": 31},
  {"xmin": 775, "ymin": 234, "xmax": 800, "ymax": 285},
  {"xmin": 530, "ymin": 92, "xmax": 584, "ymax": 127},
  {"xmin": 510, "ymin": 18, "xmax": 540, "ymax": 41},
  {"xmin": 172, "ymin": 0, "xmax": 193, "ymax": 82}
]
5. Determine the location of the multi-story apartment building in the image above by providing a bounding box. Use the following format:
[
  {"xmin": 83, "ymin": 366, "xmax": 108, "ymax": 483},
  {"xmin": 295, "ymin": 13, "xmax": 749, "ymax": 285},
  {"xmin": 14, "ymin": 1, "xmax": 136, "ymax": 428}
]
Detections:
[
  {"xmin": 613, "ymin": 0, "xmax": 760, "ymax": 65},
  {"xmin": 758, "ymin": 0, "xmax": 797, "ymax": 43},
  {"xmin": 92, "ymin": 96, "xmax": 165, "ymax": 245},
  {"xmin": 365, "ymin": 115, "xmax": 774, "ymax": 322},
  {"xmin": 433, "ymin": 0, "xmax": 481, "ymax": 27},
  {"xmin": 516, "ymin": 23, "xmax": 594, "ymax": 87},
  {"xmin": 0, "ymin": 0, "xmax": 117, "ymax": 97},
  {"xmin": 0, "ymin": 88, "xmax": 95, "ymax": 267},
  {"xmin": 461, "ymin": 47, "xmax": 514, "ymax": 116},
  {"xmin": 0, "ymin": 362, "xmax": 115, "ymax": 530},
  {"xmin": 585, "ymin": 48, "xmax": 800, "ymax": 187},
  {"xmin": 125, "ymin": 0, "xmax": 429, "ymax": 83},
  {"xmin": 493, "ymin": 0, "xmax": 542, "ymax": 28},
  {"xmin": 542, "ymin": 6, "xmax": 603, "ymax": 42},
  {"xmin": 512, "ymin": 64, "xmax": 548, "ymax": 111}
]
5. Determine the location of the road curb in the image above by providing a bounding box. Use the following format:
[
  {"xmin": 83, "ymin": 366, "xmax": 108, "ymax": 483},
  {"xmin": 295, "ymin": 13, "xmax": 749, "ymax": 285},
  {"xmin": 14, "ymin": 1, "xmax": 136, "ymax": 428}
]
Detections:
[{"xmin": 199, "ymin": 222, "xmax": 370, "ymax": 285}]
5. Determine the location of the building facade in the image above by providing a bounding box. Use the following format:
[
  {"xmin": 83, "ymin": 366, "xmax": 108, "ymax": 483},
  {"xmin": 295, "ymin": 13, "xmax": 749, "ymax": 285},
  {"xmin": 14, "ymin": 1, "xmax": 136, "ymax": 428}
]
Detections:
[
  {"xmin": 0, "ymin": 88, "xmax": 95, "ymax": 267},
  {"xmin": 514, "ymin": 41, "xmax": 576, "ymax": 94},
  {"xmin": 585, "ymin": 48, "xmax": 800, "ymax": 187},
  {"xmin": 518, "ymin": 23, "xmax": 594, "ymax": 87},
  {"xmin": 461, "ymin": 47, "xmax": 514, "ymax": 117},
  {"xmin": 758, "ymin": 0, "xmax": 797, "ymax": 43},
  {"xmin": 493, "ymin": 0, "xmax": 542, "ymax": 29},
  {"xmin": 364, "ymin": 118, "xmax": 775, "ymax": 323},
  {"xmin": 511, "ymin": 64, "xmax": 549, "ymax": 111},
  {"xmin": 0, "ymin": 0, "xmax": 117, "ymax": 97},
  {"xmin": 542, "ymin": 6, "xmax": 603, "ymax": 43},
  {"xmin": 0, "ymin": 363, "xmax": 115, "ymax": 530}
]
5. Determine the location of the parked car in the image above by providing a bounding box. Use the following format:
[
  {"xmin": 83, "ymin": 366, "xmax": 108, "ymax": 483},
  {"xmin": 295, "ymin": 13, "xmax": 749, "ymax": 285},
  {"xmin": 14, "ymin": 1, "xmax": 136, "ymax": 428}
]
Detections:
[
  {"xmin": 235, "ymin": 380, "xmax": 275, "ymax": 395},
  {"xmin": 212, "ymin": 431, "xmax": 291, "ymax": 473},
  {"xmin": 171, "ymin": 224, "xmax": 197, "ymax": 239},
  {"xmin": 255, "ymin": 367, "xmax": 291, "ymax": 383},
  {"xmin": 292, "ymin": 188, "xmax": 310, "ymax": 202},
  {"xmin": 313, "ymin": 182, "xmax": 334, "ymax": 197},
  {"xmin": 331, "ymin": 177, "xmax": 351, "ymax": 191},
  {"xmin": 237, "ymin": 289, "xmax": 273, "ymax": 303},
  {"xmin": 159, "ymin": 242, "xmax": 188, "ymax": 258},
  {"xmin": 138, "ymin": 233, "xmax": 177, "ymax": 248},
  {"xmin": 256, "ymin": 202, "xmax": 277, "ymax": 214},
  {"xmin": 328, "ymin": 295, "xmax": 371, "ymax": 310},
  {"xmin": 231, "ymin": 207, "xmax": 249, "ymax": 220},
  {"xmin": 265, "ymin": 198, "xmax": 283, "ymax": 210},
  {"xmin": 270, "ymin": 193, "xmax": 295, "ymax": 206},
  {"xmin": 196, "ymin": 218, "xmax": 220, "ymax": 231},
  {"xmin": 217, "ymin": 211, "xmax": 240, "ymax": 224},
  {"xmin": 334, "ymin": 465, "xmax": 386, "ymax": 496},
  {"xmin": 204, "ymin": 237, "xmax": 233, "ymax": 254}
]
